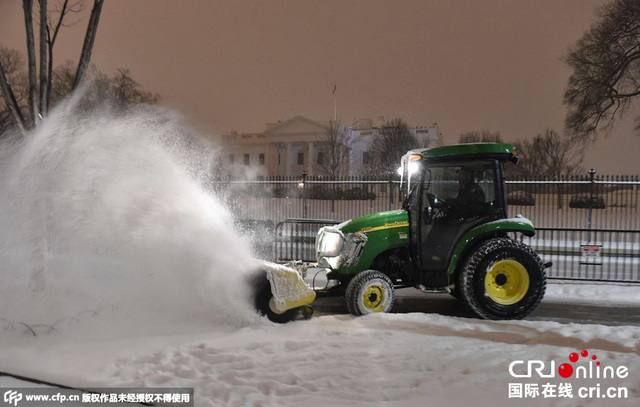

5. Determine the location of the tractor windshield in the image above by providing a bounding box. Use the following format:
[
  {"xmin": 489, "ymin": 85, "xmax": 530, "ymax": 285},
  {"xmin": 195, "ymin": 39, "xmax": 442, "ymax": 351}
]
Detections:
[{"xmin": 426, "ymin": 160, "xmax": 500, "ymax": 219}]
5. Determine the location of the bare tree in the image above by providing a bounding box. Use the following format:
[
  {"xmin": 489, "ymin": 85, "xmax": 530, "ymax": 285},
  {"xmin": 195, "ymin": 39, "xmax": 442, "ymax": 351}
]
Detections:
[
  {"xmin": 314, "ymin": 119, "xmax": 351, "ymax": 179},
  {"xmin": 72, "ymin": 0, "xmax": 103, "ymax": 91},
  {"xmin": 509, "ymin": 129, "xmax": 584, "ymax": 179},
  {"xmin": 458, "ymin": 130, "xmax": 504, "ymax": 144},
  {"xmin": 24, "ymin": 0, "xmax": 38, "ymax": 127},
  {"xmin": 45, "ymin": 1, "xmax": 87, "ymax": 112},
  {"xmin": 1, "ymin": 53, "xmax": 160, "ymax": 135},
  {"xmin": 109, "ymin": 69, "xmax": 160, "ymax": 107},
  {"xmin": 0, "ymin": 48, "xmax": 27, "ymax": 133},
  {"xmin": 0, "ymin": 0, "xmax": 104, "ymax": 134},
  {"xmin": 362, "ymin": 118, "xmax": 419, "ymax": 176},
  {"xmin": 52, "ymin": 64, "xmax": 159, "ymax": 108},
  {"xmin": 39, "ymin": 0, "xmax": 48, "ymax": 117},
  {"xmin": 563, "ymin": 0, "xmax": 640, "ymax": 141}
]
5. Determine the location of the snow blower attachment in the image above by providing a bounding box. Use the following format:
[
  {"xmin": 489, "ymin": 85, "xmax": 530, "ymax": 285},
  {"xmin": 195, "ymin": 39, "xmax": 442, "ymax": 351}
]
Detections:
[{"xmin": 252, "ymin": 261, "xmax": 316, "ymax": 323}]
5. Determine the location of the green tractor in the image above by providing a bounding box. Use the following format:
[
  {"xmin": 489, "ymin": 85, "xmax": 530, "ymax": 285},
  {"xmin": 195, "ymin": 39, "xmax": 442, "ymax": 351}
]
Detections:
[{"xmin": 311, "ymin": 143, "xmax": 549, "ymax": 320}]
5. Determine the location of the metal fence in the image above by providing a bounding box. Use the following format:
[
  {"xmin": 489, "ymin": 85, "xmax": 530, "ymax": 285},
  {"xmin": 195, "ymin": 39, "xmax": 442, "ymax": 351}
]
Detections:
[
  {"xmin": 216, "ymin": 174, "xmax": 402, "ymax": 225},
  {"xmin": 219, "ymin": 173, "xmax": 640, "ymax": 283},
  {"xmin": 506, "ymin": 173, "xmax": 640, "ymax": 230}
]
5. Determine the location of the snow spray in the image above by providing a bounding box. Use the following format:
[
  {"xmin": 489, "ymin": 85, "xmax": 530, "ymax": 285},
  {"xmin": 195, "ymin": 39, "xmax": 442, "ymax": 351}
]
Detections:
[{"xmin": 0, "ymin": 96, "xmax": 264, "ymax": 336}]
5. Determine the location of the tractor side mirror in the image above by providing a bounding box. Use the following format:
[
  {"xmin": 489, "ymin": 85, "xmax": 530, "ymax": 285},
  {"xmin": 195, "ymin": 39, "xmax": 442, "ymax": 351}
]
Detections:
[{"xmin": 424, "ymin": 169, "xmax": 432, "ymax": 190}]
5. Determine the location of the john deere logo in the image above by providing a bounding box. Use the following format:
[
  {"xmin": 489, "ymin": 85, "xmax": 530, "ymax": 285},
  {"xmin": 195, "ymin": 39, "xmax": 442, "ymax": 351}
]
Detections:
[{"xmin": 359, "ymin": 221, "xmax": 408, "ymax": 234}]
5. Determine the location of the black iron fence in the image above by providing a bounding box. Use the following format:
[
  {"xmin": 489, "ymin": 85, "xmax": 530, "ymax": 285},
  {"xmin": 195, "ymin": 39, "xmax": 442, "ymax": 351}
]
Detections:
[
  {"xmin": 506, "ymin": 173, "xmax": 640, "ymax": 230},
  {"xmin": 216, "ymin": 174, "xmax": 402, "ymax": 224},
  {"xmin": 275, "ymin": 219, "xmax": 339, "ymax": 262},
  {"xmin": 220, "ymin": 173, "xmax": 640, "ymax": 283},
  {"xmin": 520, "ymin": 228, "xmax": 640, "ymax": 282}
]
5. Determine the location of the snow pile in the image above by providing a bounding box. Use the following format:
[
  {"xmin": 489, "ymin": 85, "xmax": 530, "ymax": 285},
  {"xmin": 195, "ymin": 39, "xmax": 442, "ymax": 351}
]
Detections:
[
  {"xmin": 0, "ymin": 99, "xmax": 264, "ymax": 336},
  {"xmin": 546, "ymin": 282, "xmax": 640, "ymax": 306},
  {"xmin": 100, "ymin": 313, "xmax": 640, "ymax": 406},
  {"xmin": 1, "ymin": 308, "xmax": 638, "ymax": 406}
]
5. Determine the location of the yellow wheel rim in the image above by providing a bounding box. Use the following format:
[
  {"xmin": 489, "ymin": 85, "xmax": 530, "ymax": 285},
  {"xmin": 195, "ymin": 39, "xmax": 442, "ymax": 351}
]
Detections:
[
  {"xmin": 362, "ymin": 284, "xmax": 386, "ymax": 312},
  {"xmin": 484, "ymin": 260, "xmax": 530, "ymax": 305}
]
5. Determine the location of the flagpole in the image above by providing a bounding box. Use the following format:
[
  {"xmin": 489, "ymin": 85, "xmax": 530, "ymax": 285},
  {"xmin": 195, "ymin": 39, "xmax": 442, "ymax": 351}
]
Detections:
[{"xmin": 333, "ymin": 82, "xmax": 337, "ymax": 122}]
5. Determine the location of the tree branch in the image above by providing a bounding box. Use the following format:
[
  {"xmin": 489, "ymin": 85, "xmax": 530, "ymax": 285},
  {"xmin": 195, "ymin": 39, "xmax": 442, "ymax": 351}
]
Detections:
[
  {"xmin": 23, "ymin": 0, "xmax": 38, "ymax": 128},
  {"xmin": 0, "ymin": 62, "xmax": 27, "ymax": 135},
  {"xmin": 72, "ymin": 0, "xmax": 103, "ymax": 91},
  {"xmin": 38, "ymin": 0, "xmax": 48, "ymax": 116}
]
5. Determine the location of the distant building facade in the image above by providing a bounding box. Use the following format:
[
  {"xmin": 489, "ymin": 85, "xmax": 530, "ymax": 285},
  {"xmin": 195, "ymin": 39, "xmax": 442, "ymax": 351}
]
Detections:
[
  {"xmin": 219, "ymin": 115, "xmax": 442, "ymax": 177},
  {"xmin": 349, "ymin": 117, "xmax": 442, "ymax": 173},
  {"xmin": 220, "ymin": 115, "xmax": 331, "ymax": 178}
]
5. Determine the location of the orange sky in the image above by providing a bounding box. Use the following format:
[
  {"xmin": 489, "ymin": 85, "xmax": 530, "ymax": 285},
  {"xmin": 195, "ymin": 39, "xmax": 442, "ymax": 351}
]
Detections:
[{"xmin": 0, "ymin": 0, "xmax": 638, "ymax": 174}]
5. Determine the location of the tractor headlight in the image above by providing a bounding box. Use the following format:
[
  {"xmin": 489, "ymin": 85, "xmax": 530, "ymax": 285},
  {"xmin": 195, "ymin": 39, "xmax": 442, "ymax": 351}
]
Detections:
[
  {"xmin": 317, "ymin": 229, "xmax": 344, "ymax": 258},
  {"xmin": 316, "ymin": 227, "xmax": 368, "ymax": 270}
]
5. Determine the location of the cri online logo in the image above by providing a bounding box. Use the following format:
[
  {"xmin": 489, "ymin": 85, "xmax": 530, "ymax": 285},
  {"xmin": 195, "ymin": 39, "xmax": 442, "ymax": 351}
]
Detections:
[
  {"xmin": 559, "ymin": 350, "xmax": 598, "ymax": 378},
  {"xmin": 509, "ymin": 349, "xmax": 629, "ymax": 379}
]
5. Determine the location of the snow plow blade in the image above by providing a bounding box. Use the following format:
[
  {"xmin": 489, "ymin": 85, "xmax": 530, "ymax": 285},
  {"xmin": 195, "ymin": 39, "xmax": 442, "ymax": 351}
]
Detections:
[{"xmin": 252, "ymin": 262, "xmax": 316, "ymax": 323}]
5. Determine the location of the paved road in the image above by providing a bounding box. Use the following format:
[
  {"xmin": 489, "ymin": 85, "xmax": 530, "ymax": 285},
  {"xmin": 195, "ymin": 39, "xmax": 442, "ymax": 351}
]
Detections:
[{"xmin": 311, "ymin": 287, "xmax": 640, "ymax": 327}]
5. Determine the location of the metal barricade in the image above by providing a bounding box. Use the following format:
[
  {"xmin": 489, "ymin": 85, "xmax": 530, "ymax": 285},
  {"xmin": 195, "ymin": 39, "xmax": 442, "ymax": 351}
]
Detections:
[{"xmin": 275, "ymin": 219, "xmax": 341, "ymax": 262}]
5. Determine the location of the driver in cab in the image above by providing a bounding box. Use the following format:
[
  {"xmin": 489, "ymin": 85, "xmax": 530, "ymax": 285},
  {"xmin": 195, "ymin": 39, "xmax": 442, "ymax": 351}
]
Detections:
[{"xmin": 449, "ymin": 166, "xmax": 485, "ymax": 219}]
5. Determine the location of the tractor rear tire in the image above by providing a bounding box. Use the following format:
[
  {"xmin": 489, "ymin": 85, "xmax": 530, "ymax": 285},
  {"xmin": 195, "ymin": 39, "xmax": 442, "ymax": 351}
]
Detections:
[
  {"xmin": 345, "ymin": 270, "xmax": 395, "ymax": 316},
  {"xmin": 460, "ymin": 237, "xmax": 546, "ymax": 320}
]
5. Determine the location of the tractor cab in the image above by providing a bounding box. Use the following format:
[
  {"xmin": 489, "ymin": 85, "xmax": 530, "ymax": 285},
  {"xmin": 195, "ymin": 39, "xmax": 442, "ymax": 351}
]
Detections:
[{"xmin": 400, "ymin": 144, "xmax": 519, "ymax": 286}]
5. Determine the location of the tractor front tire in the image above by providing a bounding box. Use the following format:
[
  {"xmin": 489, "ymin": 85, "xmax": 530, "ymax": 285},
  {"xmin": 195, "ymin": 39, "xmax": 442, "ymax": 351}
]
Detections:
[
  {"xmin": 345, "ymin": 270, "xmax": 395, "ymax": 316},
  {"xmin": 460, "ymin": 237, "xmax": 546, "ymax": 320}
]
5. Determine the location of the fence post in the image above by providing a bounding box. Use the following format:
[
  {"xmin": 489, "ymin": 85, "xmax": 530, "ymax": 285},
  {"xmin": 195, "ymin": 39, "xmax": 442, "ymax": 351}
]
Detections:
[
  {"xmin": 557, "ymin": 175, "xmax": 564, "ymax": 210},
  {"xmin": 388, "ymin": 174, "xmax": 394, "ymax": 211},
  {"xmin": 301, "ymin": 171, "xmax": 308, "ymax": 219},
  {"xmin": 331, "ymin": 175, "xmax": 336, "ymax": 214},
  {"xmin": 588, "ymin": 168, "xmax": 596, "ymax": 242}
]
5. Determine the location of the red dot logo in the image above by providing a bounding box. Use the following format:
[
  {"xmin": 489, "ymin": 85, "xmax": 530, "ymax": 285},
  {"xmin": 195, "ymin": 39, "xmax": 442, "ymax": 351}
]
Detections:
[
  {"xmin": 559, "ymin": 363, "xmax": 574, "ymax": 378},
  {"xmin": 569, "ymin": 352, "xmax": 579, "ymax": 363},
  {"xmin": 581, "ymin": 350, "xmax": 589, "ymax": 358}
]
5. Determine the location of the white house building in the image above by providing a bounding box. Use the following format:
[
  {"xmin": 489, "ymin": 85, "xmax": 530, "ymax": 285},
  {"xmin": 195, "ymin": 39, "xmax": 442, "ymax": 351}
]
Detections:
[
  {"xmin": 220, "ymin": 116, "xmax": 332, "ymax": 178},
  {"xmin": 220, "ymin": 115, "xmax": 442, "ymax": 177}
]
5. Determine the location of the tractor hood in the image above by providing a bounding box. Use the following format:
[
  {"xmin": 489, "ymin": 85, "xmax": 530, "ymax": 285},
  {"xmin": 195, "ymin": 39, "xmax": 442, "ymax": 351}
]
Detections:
[
  {"xmin": 339, "ymin": 210, "xmax": 409, "ymax": 235},
  {"xmin": 317, "ymin": 209, "xmax": 410, "ymax": 274}
]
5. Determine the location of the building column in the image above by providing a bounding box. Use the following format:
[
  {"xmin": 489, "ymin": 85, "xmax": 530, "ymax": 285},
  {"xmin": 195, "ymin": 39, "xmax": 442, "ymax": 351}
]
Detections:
[
  {"xmin": 266, "ymin": 143, "xmax": 275, "ymax": 176},
  {"xmin": 285, "ymin": 143, "xmax": 291, "ymax": 177},
  {"xmin": 307, "ymin": 142, "xmax": 314, "ymax": 176}
]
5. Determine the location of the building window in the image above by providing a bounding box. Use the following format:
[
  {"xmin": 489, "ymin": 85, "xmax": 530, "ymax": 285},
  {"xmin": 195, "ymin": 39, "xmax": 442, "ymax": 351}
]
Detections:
[
  {"xmin": 259, "ymin": 153, "xmax": 265, "ymax": 165},
  {"xmin": 298, "ymin": 152, "xmax": 304, "ymax": 165},
  {"xmin": 317, "ymin": 152, "xmax": 324, "ymax": 165},
  {"xmin": 229, "ymin": 154, "xmax": 235, "ymax": 164},
  {"xmin": 244, "ymin": 154, "xmax": 250, "ymax": 166}
]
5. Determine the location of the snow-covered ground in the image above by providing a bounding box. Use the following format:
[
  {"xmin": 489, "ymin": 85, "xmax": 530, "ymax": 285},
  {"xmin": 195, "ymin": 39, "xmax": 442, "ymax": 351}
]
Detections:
[{"xmin": 1, "ymin": 282, "xmax": 639, "ymax": 407}]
